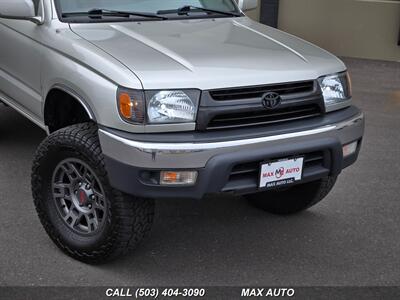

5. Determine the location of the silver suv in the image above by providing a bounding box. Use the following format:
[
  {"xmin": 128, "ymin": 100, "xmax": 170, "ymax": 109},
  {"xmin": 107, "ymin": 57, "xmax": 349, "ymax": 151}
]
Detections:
[{"xmin": 0, "ymin": 0, "xmax": 364, "ymax": 263}]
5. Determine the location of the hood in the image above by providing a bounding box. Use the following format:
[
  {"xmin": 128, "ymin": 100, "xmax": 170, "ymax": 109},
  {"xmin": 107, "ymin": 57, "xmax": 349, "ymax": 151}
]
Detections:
[{"xmin": 70, "ymin": 17, "xmax": 346, "ymax": 90}]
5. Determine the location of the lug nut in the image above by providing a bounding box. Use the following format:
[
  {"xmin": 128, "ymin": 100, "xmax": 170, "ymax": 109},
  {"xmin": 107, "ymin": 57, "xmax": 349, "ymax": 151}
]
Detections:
[
  {"xmin": 79, "ymin": 182, "xmax": 82, "ymax": 187},
  {"xmin": 88, "ymin": 204, "xmax": 92, "ymax": 209},
  {"xmin": 91, "ymin": 195, "xmax": 96, "ymax": 200},
  {"xmin": 86, "ymin": 184, "xmax": 91, "ymax": 189}
]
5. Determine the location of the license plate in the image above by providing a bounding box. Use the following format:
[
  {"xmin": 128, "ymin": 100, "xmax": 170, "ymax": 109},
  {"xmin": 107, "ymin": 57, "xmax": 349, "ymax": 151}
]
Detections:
[{"xmin": 259, "ymin": 157, "xmax": 304, "ymax": 189}]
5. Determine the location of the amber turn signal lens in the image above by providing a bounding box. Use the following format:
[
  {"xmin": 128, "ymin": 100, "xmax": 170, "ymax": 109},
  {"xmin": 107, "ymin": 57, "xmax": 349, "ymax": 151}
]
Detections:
[
  {"xmin": 119, "ymin": 93, "xmax": 133, "ymax": 119},
  {"xmin": 346, "ymin": 72, "xmax": 353, "ymax": 98},
  {"xmin": 160, "ymin": 171, "xmax": 198, "ymax": 186},
  {"xmin": 162, "ymin": 172, "xmax": 178, "ymax": 182},
  {"xmin": 118, "ymin": 89, "xmax": 145, "ymax": 123}
]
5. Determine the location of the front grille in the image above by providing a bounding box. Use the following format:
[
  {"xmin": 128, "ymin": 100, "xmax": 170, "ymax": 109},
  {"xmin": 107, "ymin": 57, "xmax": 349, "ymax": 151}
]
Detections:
[
  {"xmin": 206, "ymin": 104, "xmax": 321, "ymax": 130},
  {"xmin": 222, "ymin": 151, "xmax": 329, "ymax": 192},
  {"xmin": 210, "ymin": 81, "xmax": 315, "ymax": 101}
]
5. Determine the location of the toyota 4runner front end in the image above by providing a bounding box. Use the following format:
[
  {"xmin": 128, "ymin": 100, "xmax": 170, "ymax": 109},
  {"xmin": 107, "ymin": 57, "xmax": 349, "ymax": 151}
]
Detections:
[
  {"xmin": 0, "ymin": 0, "xmax": 364, "ymax": 263},
  {"xmin": 99, "ymin": 77, "xmax": 363, "ymax": 200}
]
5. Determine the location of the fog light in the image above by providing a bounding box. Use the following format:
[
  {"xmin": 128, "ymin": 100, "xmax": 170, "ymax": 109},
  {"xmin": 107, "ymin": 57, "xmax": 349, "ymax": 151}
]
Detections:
[
  {"xmin": 160, "ymin": 171, "xmax": 198, "ymax": 186},
  {"xmin": 343, "ymin": 141, "xmax": 358, "ymax": 157}
]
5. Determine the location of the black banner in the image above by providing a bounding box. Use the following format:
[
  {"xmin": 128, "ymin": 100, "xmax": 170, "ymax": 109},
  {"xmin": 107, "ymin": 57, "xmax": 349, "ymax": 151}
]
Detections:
[{"xmin": 1, "ymin": 287, "xmax": 400, "ymax": 300}]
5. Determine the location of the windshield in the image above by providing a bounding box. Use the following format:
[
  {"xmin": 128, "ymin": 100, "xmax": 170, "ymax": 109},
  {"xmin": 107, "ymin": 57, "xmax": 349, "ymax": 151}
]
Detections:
[{"xmin": 56, "ymin": 0, "xmax": 240, "ymax": 22}]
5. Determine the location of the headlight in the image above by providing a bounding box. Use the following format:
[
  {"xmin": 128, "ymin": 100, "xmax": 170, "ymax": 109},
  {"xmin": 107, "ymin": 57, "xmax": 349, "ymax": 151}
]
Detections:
[
  {"xmin": 318, "ymin": 72, "xmax": 352, "ymax": 111},
  {"xmin": 117, "ymin": 89, "xmax": 200, "ymax": 124},
  {"xmin": 146, "ymin": 90, "xmax": 200, "ymax": 124}
]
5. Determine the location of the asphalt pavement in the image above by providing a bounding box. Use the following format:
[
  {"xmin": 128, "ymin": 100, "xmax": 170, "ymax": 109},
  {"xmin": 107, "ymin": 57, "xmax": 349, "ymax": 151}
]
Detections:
[{"xmin": 0, "ymin": 58, "xmax": 399, "ymax": 287}]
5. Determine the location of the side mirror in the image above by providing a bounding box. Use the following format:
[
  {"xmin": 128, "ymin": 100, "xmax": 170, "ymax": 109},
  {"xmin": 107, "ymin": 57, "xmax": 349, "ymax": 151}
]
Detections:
[
  {"xmin": 238, "ymin": 0, "xmax": 258, "ymax": 12},
  {"xmin": 0, "ymin": 0, "xmax": 43, "ymax": 25}
]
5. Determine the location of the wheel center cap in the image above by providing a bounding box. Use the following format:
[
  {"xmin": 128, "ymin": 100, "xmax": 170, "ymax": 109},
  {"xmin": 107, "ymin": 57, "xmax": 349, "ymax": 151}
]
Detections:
[{"xmin": 78, "ymin": 188, "xmax": 89, "ymax": 206}]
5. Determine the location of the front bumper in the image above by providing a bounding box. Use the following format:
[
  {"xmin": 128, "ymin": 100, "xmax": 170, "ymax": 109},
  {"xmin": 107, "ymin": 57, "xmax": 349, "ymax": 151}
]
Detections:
[{"xmin": 99, "ymin": 106, "xmax": 365, "ymax": 200}]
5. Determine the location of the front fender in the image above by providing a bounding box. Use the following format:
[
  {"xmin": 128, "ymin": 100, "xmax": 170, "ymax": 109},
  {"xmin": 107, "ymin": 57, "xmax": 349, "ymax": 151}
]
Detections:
[{"xmin": 40, "ymin": 40, "xmax": 150, "ymax": 133}]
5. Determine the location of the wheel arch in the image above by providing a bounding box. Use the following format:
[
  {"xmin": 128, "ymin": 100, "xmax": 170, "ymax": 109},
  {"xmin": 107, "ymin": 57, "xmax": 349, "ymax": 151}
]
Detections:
[{"xmin": 44, "ymin": 84, "xmax": 97, "ymax": 133}]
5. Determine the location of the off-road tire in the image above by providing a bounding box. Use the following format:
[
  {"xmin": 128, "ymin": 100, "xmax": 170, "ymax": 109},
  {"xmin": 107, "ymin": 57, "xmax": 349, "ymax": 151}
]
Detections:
[
  {"xmin": 245, "ymin": 176, "xmax": 337, "ymax": 215},
  {"xmin": 31, "ymin": 122, "xmax": 154, "ymax": 264}
]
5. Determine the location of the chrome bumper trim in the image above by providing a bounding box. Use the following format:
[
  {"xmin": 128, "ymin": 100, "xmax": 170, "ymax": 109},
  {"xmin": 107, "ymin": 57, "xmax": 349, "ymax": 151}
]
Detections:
[
  {"xmin": 99, "ymin": 113, "xmax": 363, "ymax": 153},
  {"xmin": 98, "ymin": 112, "xmax": 364, "ymax": 169}
]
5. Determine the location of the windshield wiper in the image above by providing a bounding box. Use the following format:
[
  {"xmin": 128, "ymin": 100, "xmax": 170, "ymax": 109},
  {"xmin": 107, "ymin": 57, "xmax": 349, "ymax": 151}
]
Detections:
[
  {"xmin": 158, "ymin": 5, "xmax": 241, "ymax": 17},
  {"xmin": 62, "ymin": 8, "xmax": 168, "ymax": 20}
]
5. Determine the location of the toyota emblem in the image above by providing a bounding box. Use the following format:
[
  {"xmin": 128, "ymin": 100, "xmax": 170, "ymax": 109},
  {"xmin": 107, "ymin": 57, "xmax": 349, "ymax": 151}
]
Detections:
[{"xmin": 262, "ymin": 92, "xmax": 281, "ymax": 109}]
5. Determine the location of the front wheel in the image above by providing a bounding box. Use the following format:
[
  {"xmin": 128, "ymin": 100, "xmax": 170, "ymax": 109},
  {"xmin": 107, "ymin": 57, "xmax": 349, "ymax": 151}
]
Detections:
[
  {"xmin": 31, "ymin": 123, "xmax": 154, "ymax": 264},
  {"xmin": 245, "ymin": 176, "xmax": 337, "ymax": 215}
]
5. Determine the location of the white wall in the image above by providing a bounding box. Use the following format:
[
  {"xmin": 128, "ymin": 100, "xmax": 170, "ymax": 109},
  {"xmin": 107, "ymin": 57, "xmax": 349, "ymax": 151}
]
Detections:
[
  {"xmin": 244, "ymin": 0, "xmax": 261, "ymax": 21},
  {"xmin": 278, "ymin": 0, "xmax": 400, "ymax": 62}
]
